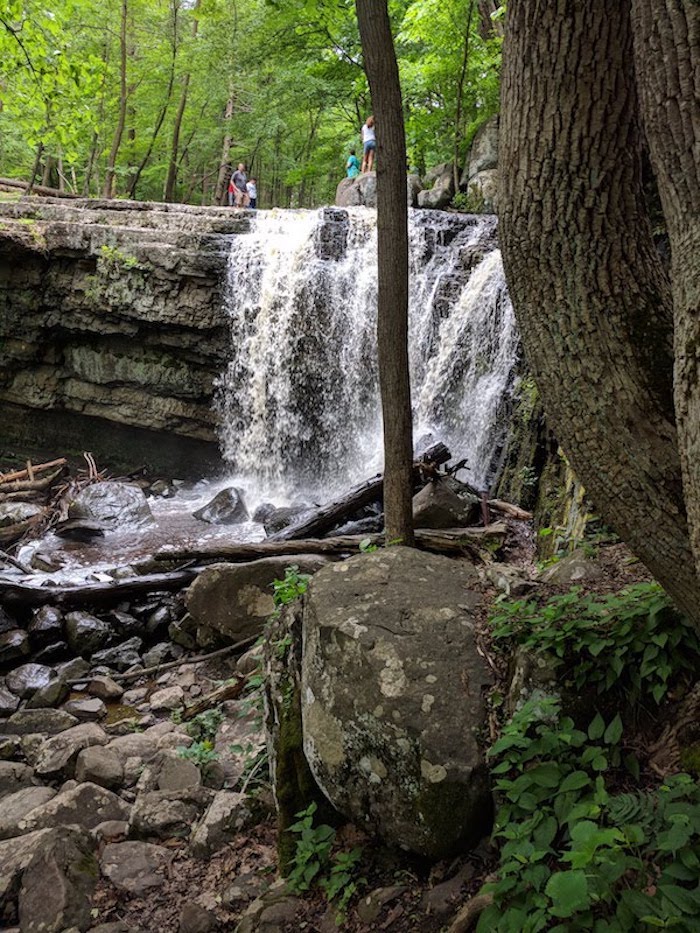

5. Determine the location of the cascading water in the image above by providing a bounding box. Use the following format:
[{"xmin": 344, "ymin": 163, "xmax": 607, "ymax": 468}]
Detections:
[{"xmin": 216, "ymin": 207, "xmax": 520, "ymax": 501}]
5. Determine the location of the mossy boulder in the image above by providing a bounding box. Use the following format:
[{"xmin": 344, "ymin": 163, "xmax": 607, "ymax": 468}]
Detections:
[{"xmin": 300, "ymin": 547, "xmax": 493, "ymax": 859}]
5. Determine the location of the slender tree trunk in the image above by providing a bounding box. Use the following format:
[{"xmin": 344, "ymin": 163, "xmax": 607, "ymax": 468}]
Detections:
[
  {"xmin": 453, "ymin": 2, "xmax": 475, "ymax": 191},
  {"xmin": 214, "ymin": 93, "xmax": 235, "ymax": 205},
  {"xmin": 631, "ymin": 0, "xmax": 700, "ymax": 585},
  {"xmin": 499, "ymin": 0, "xmax": 700, "ymax": 621},
  {"xmin": 164, "ymin": 0, "xmax": 199, "ymax": 202},
  {"xmin": 356, "ymin": 0, "xmax": 414, "ymax": 546},
  {"xmin": 25, "ymin": 143, "xmax": 43, "ymax": 196},
  {"xmin": 103, "ymin": 0, "xmax": 128, "ymax": 198}
]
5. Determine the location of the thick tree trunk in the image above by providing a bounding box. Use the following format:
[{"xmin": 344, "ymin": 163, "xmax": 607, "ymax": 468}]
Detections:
[
  {"xmin": 103, "ymin": 0, "xmax": 128, "ymax": 198},
  {"xmin": 499, "ymin": 0, "xmax": 700, "ymax": 621},
  {"xmin": 356, "ymin": 0, "xmax": 415, "ymax": 546},
  {"xmin": 631, "ymin": 0, "xmax": 700, "ymax": 582}
]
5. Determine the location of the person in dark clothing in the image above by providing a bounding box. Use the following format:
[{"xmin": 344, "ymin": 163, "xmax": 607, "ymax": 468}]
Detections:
[{"xmin": 231, "ymin": 163, "xmax": 249, "ymax": 208}]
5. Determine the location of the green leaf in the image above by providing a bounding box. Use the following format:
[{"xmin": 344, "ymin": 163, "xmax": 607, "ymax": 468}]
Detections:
[
  {"xmin": 559, "ymin": 771, "xmax": 591, "ymax": 794},
  {"xmin": 545, "ymin": 870, "xmax": 590, "ymax": 918},
  {"xmin": 603, "ymin": 714, "xmax": 623, "ymax": 745},
  {"xmin": 588, "ymin": 714, "xmax": 605, "ymax": 740}
]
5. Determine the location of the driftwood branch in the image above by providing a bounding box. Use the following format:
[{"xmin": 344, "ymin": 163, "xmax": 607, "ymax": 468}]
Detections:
[
  {"xmin": 269, "ymin": 442, "xmax": 451, "ymax": 542},
  {"xmin": 180, "ymin": 676, "xmax": 247, "ymax": 720},
  {"xmin": 0, "ymin": 177, "xmax": 79, "ymax": 199},
  {"xmin": 155, "ymin": 525, "xmax": 508, "ymax": 564},
  {"xmin": 0, "ymin": 467, "xmax": 66, "ymax": 495},
  {"xmin": 448, "ymin": 891, "xmax": 495, "ymax": 933},
  {"xmin": 488, "ymin": 499, "xmax": 533, "ymax": 521}
]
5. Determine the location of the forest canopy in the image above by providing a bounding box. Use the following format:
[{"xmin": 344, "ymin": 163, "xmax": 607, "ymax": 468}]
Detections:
[{"xmin": 0, "ymin": 0, "xmax": 502, "ymax": 207}]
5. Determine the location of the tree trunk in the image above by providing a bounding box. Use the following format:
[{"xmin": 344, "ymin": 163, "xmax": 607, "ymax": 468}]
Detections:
[
  {"xmin": 214, "ymin": 93, "xmax": 235, "ymax": 205},
  {"xmin": 631, "ymin": 0, "xmax": 700, "ymax": 583},
  {"xmin": 499, "ymin": 0, "xmax": 700, "ymax": 621},
  {"xmin": 25, "ymin": 143, "xmax": 43, "ymax": 196},
  {"xmin": 453, "ymin": 1, "xmax": 475, "ymax": 192},
  {"xmin": 103, "ymin": 0, "xmax": 128, "ymax": 198},
  {"xmin": 164, "ymin": 0, "xmax": 199, "ymax": 203},
  {"xmin": 356, "ymin": 0, "xmax": 414, "ymax": 546}
]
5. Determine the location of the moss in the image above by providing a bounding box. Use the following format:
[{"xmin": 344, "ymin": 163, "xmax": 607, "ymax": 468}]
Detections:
[
  {"xmin": 680, "ymin": 743, "xmax": 700, "ymax": 776},
  {"xmin": 414, "ymin": 772, "xmax": 493, "ymax": 859},
  {"xmin": 274, "ymin": 674, "xmax": 339, "ymax": 874}
]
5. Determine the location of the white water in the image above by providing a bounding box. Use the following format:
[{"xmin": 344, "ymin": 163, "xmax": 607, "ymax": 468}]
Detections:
[{"xmin": 216, "ymin": 207, "xmax": 520, "ymax": 502}]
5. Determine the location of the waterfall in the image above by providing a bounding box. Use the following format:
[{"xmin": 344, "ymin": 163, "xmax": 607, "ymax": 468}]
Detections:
[{"xmin": 215, "ymin": 207, "xmax": 519, "ymax": 502}]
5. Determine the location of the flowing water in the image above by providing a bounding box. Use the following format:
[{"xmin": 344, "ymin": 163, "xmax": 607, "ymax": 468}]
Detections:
[{"xmin": 216, "ymin": 207, "xmax": 520, "ymax": 501}]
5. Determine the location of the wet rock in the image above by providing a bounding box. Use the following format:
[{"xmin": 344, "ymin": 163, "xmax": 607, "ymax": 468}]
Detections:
[
  {"xmin": 35, "ymin": 722, "xmax": 109, "ymax": 778},
  {"xmin": 6, "ymin": 663, "xmax": 55, "ymax": 698},
  {"xmin": 68, "ymin": 482, "xmax": 153, "ymax": 529},
  {"xmin": 0, "ymin": 786, "xmax": 57, "ymax": 839},
  {"xmin": 25, "ymin": 675, "xmax": 69, "ymax": 708},
  {"xmin": 0, "ymin": 682, "xmax": 20, "ymax": 715},
  {"xmin": 55, "ymin": 657, "xmax": 90, "ymax": 682},
  {"xmin": 0, "ymin": 605, "xmax": 18, "ymax": 634},
  {"xmin": 32, "ymin": 640, "xmax": 70, "ymax": 664},
  {"xmin": 0, "ymin": 761, "xmax": 35, "ymax": 796},
  {"xmin": 27, "ymin": 605, "xmax": 64, "ymax": 643},
  {"xmin": 75, "ymin": 745, "xmax": 125, "ymax": 790},
  {"xmin": 333, "ymin": 516, "xmax": 383, "ymax": 536},
  {"xmin": 4, "ymin": 708, "xmax": 79, "ymax": 735},
  {"xmin": 193, "ymin": 486, "xmax": 249, "ymax": 525},
  {"xmin": 179, "ymin": 902, "xmax": 217, "ymax": 933},
  {"xmin": 14, "ymin": 781, "xmax": 130, "ymax": 835},
  {"xmin": 150, "ymin": 479, "xmax": 175, "ymax": 498},
  {"xmin": 106, "ymin": 610, "xmax": 142, "ymax": 637},
  {"xmin": 169, "ymin": 614, "xmax": 198, "ymax": 650},
  {"xmin": 0, "ymin": 629, "xmax": 30, "ymax": 664},
  {"xmin": 146, "ymin": 606, "xmax": 171, "ymax": 636},
  {"xmin": 87, "ymin": 675, "xmax": 123, "ymax": 701},
  {"xmin": 149, "ymin": 685, "xmax": 184, "ymax": 711},
  {"xmin": 130, "ymin": 786, "xmax": 212, "ymax": 840},
  {"xmin": 53, "ymin": 517, "xmax": 106, "ymax": 541},
  {"xmin": 101, "ymin": 840, "xmax": 173, "ymax": 895},
  {"xmin": 18, "ymin": 825, "xmax": 98, "ymax": 933},
  {"xmin": 63, "ymin": 697, "xmax": 107, "ymax": 722},
  {"xmin": 0, "ymin": 502, "xmax": 42, "ymax": 526},
  {"xmin": 65, "ymin": 611, "xmax": 114, "ymax": 656},
  {"xmin": 92, "ymin": 636, "xmax": 143, "ymax": 671},
  {"xmin": 299, "ymin": 547, "xmax": 493, "ymax": 858},
  {"xmin": 186, "ymin": 556, "xmax": 327, "ymax": 643},
  {"xmin": 412, "ymin": 477, "xmax": 480, "ymax": 529},
  {"xmin": 252, "ymin": 502, "xmax": 276, "ymax": 524},
  {"xmin": 142, "ymin": 642, "xmax": 174, "ymax": 668},
  {"xmin": 262, "ymin": 505, "xmax": 310, "ymax": 535},
  {"xmin": 190, "ymin": 790, "xmax": 256, "ymax": 858}
]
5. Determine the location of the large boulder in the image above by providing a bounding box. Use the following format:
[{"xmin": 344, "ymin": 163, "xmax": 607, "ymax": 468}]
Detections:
[
  {"xmin": 100, "ymin": 840, "xmax": 173, "ymax": 895},
  {"xmin": 68, "ymin": 482, "xmax": 153, "ymax": 528},
  {"xmin": 412, "ymin": 478, "xmax": 480, "ymax": 528},
  {"xmin": 0, "ymin": 787, "xmax": 57, "ymax": 840},
  {"xmin": 186, "ymin": 556, "xmax": 328, "ymax": 643},
  {"xmin": 300, "ymin": 548, "xmax": 493, "ymax": 858},
  {"xmin": 335, "ymin": 173, "xmax": 422, "ymax": 210},
  {"xmin": 459, "ymin": 114, "xmax": 499, "ymax": 212},
  {"xmin": 418, "ymin": 163, "xmax": 456, "ymax": 210},
  {"xmin": 34, "ymin": 722, "xmax": 109, "ymax": 779},
  {"xmin": 0, "ymin": 629, "xmax": 30, "ymax": 664},
  {"xmin": 4, "ymin": 708, "xmax": 79, "ymax": 735},
  {"xmin": 5, "ymin": 663, "xmax": 55, "ymax": 698},
  {"xmin": 65, "ymin": 611, "xmax": 114, "ymax": 655},
  {"xmin": 10, "ymin": 781, "xmax": 130, "ymax": 836},
  {"xmin": 193, "ymin": 487, "xmax": 249, "ymax": 525},
  {"xmin": 0, "ymin": 502, "xmax": 43, "ymax": 527}
]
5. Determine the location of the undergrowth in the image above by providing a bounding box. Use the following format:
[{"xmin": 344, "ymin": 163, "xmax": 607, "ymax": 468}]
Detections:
[{"xmin": 481, "ymin": 583, "xmax": 700, "ymax": 931}]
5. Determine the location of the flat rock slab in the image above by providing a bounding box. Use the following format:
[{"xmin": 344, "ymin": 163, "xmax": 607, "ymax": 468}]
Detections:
[
  {"xmin": 130, "ymin": 786, "xmax": 212, "ymax": 840},
  {"xmin": 4, "ymin": 708, "xmax": 79, "ymax": 735},
  {"xmin": 75, "ymin": 746, "xmax": 124, "ymax": 790},
  {"xmin": 0, "ymin": 761, "xmax": 35, "ymax": 797},
  {"xmin": 0, "ymin": 786, "xmax": 57, "ymax": 839},
  {"xmin": 34, "ymin": 722, "xmax": 109, "ymax": 778},
  {"xmin": 63, "ymin": 697, "xmax": 108, "ymax": 721},
  {"xmin": 8, "ymin": 781, "xmax": 130, "ymax": 836},
  {"xmin": 101, "ymin": 840, "xmax": 173, "ymax": 894},
  {"xmin": 190, "ymin": 790, "xmax": 255, "ymax": 858}
]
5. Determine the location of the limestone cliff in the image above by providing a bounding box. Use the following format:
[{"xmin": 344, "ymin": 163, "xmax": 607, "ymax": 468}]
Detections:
[{"xmin": 0, "ymin": 198, "xmax": 250, "ymax": 473}]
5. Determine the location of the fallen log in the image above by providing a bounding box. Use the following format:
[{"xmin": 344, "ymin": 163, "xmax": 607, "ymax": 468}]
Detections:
[
  {"xmin": 155, "ymin": 524, "xmax": 508, "ymax": 564},
  {"xmin": 0, "ymin": 459, "xmax": 67, "ymax": 484},
  {"xmin": 0, "ymin": 567, "xmax": 201, "ymax": 609},
  {"xmin": 0, "ymin": 467, "xmax": 66, "ymax": 495},
  {"xmin": 180, "ymin": 676, "xmax": 247, "ymax": 720},
  {"xmin": 0, "ymin": 177, "xmax": 79, "ymax": 199},
  {"xmin": 488, "ymin": 499, "xmax": 533, "ymax": 521},
  {"xmin": 269, "ymin": 441, "xmax": 451, "ymax": 542}
]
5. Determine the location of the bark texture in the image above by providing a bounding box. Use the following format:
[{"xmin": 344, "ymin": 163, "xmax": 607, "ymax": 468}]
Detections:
[
  {"xmin": 356, "ymin": 0, "xmax": 415, "ymax": 545},
  {"xmin": 499, "ymin": 0, "xmax": 700, "ymax": 620},
  {"xmin": 631, "ymin": 0, "xmax": 700, "ymax": 579}
]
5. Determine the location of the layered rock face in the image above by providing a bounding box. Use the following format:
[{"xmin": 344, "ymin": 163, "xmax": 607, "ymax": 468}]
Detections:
[{"xmin": 0, "ymin": 197, "xmax": 250, "ymax": 473}]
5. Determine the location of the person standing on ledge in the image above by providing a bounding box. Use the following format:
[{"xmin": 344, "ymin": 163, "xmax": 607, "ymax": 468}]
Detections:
[
  {"xmin": 231, "ymin": 163, "xmax": 249, "ymax": 208},
  {"xmin": 246, "ymin": 177, "xmax": 257, "ymax": 209},
  {"xmin": 361, "ymin": 116, "xmax": 376, "ymax": 173},
  {"xmin": 346, "ymin": 149, "xmax": 360, "ymax": 178}
]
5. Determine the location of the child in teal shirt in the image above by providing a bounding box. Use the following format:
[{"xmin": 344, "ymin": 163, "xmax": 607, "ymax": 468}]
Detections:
[{"xmin": 346, "ymin": 149, "xmax": 360, "ymax": 178}]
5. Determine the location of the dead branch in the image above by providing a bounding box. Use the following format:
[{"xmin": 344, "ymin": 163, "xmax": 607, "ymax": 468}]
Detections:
[
  {"xmin": 448, "ymin": 891, "xmax": 495, "ymax": 932},
  {"xmin": 0, "ymin": 467, "xmax": 66, "ymax": 494},
  {"xmin": 179, "ymin": 676, "xmax": 247, "ymax": 720},
  {"xmin": 0, "ymin": 458, "xmax": 67, "ymax": 485},
  {"xmin": 488, "ymin": 499, "xmax": 533, "ymax": 521}
]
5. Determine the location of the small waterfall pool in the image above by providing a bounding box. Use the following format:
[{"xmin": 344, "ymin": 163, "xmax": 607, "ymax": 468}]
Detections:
[{"xmin": 216, "ymin": 207, "xmax": 520, "ymax": 503}]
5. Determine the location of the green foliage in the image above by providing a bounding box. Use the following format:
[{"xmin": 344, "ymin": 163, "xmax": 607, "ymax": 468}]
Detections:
[
  {"xmin": 271, "ymin": 564, "xmax": 311, "ymax": 612},
  {"xmin": 180, "ymin": 707, "xmax": 225, "ymax": 743},
  {"xmin": 491, "ymin": 583, "xmax": 700, "ymax": 705},
  {"xmin": 287, "ymin": 803, "xmax": 365, "ymax": 920},
  {"xmin": 98, "ymin": 243, "xmax": 140, "ymax": 270},
  {"xmin": 452, "ymin": 186, "xmax": 486, "ymax": 213},
  {"xmin": 479, "ymin": 696, "xmax": 700, "ymax": 932},
  {"xmin": 359, "ymin": 537, "xmax": 379, "ymax": 553},
  {"xmin": 177, "ymin": 739, "xmax": 218, "ymax": 767}
]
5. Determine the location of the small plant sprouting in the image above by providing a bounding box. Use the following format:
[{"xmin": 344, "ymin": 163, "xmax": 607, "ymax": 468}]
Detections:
[
  {"xmin": 359, "ymin": 537, "xmax": 378, "ymax": 553},
  {"xmin": 177, "ymin": 739, "xmax": 218, "ymax": 767},
  {"xmin": 271, "ymin": 565, "xmax": 311, "ymax": 613}
]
